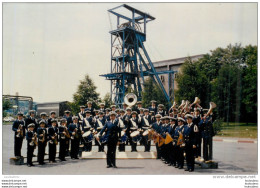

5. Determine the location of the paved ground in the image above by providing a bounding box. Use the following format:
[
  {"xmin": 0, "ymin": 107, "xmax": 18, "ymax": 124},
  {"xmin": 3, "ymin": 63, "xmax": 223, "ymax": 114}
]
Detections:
[{"xmin": 2, "ymin": 124, "xmax": 258, "ymax": 175}]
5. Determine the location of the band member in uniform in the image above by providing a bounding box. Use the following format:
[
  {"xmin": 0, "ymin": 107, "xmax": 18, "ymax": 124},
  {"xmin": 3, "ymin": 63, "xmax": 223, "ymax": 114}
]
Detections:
[
  {"xmin": 64, "ymin": 110, "xmax": 73, "ymax": 126},
  {"xmin": 110, "ymin": 105, "xmax": 116, "ymax": 113},
  {"xmin": 58, "ymin": 118, "xmax": 70, "ymax": 161},
  {"xmin": 38, "ymin": 112, "xmax": 48, "ymax": 128},
  {"xmin": 94, "ymin": 109, "xmax": 99, "ymax": 119},
  {"xmin": 161, "ymin": 116, "xmax": 171, "ymax": 164},
  {"xmin": 82, "ymin": 110, "xmax": 95, "ymax": 151},
  {"xmin": 105, "ymin": 108, "xmax": 111, "ymax": 121},
  {"xmin": 48, "ymin": 119, "xmax": 58, "ymax": 163},
  {"xmin": 78, "ymin": 105, "xmax": 86, "ymax": 124},
  {"xmin": 115, "ymin": 109, "xmax": 120, "ymax": 118},
  {"xmin": 122, "ymin": 102, "xmax": 128, "ymax": 111},
  {"xmin": 37, "ymin": 120, "xmax": 48, "ymax": 165},
  {"xmin": 199, "ymin": 110, "xmax": 215, "ymax": 162},
  {"xmin": 47, "ymin": 111, "xmax": 56, "ymax": 127},
  {"xmin": 142, "ymin": 109, "xmax": 152, "ymax": 152},
  {"xmin": 26, "ymin": 123, "xmax": 37, "ymax": 167},
  {"xmin": 97, "ymin": 112, "xmax": 121, "ymax": 168},
  {"xmin": 183, "ymin": 114, "xmax": 199, "ymax": 172},
  {"xmin": 175, "ymin": 117, "xmax": 186, "ymax": 169},
  {"xmin": 118, "ymin": 109, "xmax": 127, "ymax": 152},
  {"xmin": 125, "ymin": 107, "xmax": 132, "ymax": 145},
  {"xmin": 85, "ymin": 101, "xmax": 95, "ymax": 117},
  {"xmin": 135, "ymin": 101, "xmax": 143, "ymax": 114},
  {"xmin": 157, "ymin": 104, "xmax": 166, "ymax": 117},
  {"xmin": 68, "ymin": 116, "xmax": 83, "ymax": 159},
  {"xmin": 149, "ymin": 100, "xmax": 157, "ymax": 114},
  {"xmin": 99, "ymin": 103, "xmax": 106, "ymax": 113},
  {"xmin": 168, "ymin": 117, "xmax": 178, "ymax": 166},
  {"xmin": 151, "ymin": 114, "xmax": 162, "ymax": 159},
  {"xmin": 129, "ymin": 111, "xmax": 140, "ymax": 152},
  {"xmin": 95, "ymin": 111, "xmax": 106, "ymax": 152},
  {"xmin": 12, "ymin": 112, "xmax": 25, "ymax": 158},
  {"xmin": 25, "ymin": 110, "xmax": 38, "ymax": 131},
  {"xmin": 193, "ymin": 108, "xmax": 202, "ymax": 159}
]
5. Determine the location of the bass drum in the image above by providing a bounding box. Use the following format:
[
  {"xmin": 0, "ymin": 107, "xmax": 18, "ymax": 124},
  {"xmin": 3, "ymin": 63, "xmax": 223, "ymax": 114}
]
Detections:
[{"xmin": 120, "ymin": 131, "xmax": 128, "ymax": 143}]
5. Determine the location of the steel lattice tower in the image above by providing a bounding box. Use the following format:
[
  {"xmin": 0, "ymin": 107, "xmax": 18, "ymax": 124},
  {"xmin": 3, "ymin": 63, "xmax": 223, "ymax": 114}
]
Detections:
[{"xmin": 100, "ymin": 4, "xmax": 176, "ymax": 108}]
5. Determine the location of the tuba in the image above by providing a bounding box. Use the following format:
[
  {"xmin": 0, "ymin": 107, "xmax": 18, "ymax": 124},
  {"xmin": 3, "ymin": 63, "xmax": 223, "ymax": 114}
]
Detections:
[
  {"xmin": 124, "ymin": 93, "xmax": 137, "ymax": 107},
  {"xmin": 39, "ymin": 130, "xmax": 45, "ymax": 143},
  {"xmin": 206, "ymin": 102, "xmax": 217, "ymax": 117},
  {"xmin": 16, "ymin": 124, "xmax": 23, "ymax": 138},
  {"xmin": 29, "ymin": 132, "xmax": 38, "ymax": 147}
]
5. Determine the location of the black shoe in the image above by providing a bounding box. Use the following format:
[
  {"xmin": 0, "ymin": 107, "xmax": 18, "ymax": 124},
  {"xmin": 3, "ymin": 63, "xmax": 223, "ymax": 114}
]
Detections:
[
  {"xmin": 185, "ymin": 168, "xmax": 189, "ymax": 171},
  {"xmin": 175, "ymin": 165, "xmax": 179, "ymax": 168},
  {"xmin": 27, "ymin": 164, "xmax": 31, "ymax": 167},
  {"xmin": 178, "ymin": 166, "xmax": 183, "ymax": 169},
  {"xmin": 113, "ymin": 166, "xmax": 117, "ymax": 168},
  {"xmin": 62, "ymin": 159, "xmax": 66, "ymax": 161},
  {"xmin": 53, "ymin": 160, "xmax": 57, "ymax": 163},
  {"xmin": 164, "ymin": 161, "xmax": 169, "ymax": 164},
  {"xmin": 168, "ymin": 163, "xmax": 172, "ymax": 166},
  {"xmin": 189, "ymin": 169, "xmax": 194, "ymax": 172},
  {"xmin": 75, "ymin": 157, "xmax": 79, "ymax": 159},
  {"xmin": 107, "ymin": 165, "xmax": 112, "ymax": 168}
]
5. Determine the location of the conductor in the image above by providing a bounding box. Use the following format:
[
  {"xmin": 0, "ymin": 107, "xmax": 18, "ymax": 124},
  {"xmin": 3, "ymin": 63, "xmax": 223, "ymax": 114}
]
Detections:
[{"xmin": 97, "ymin": 112, "xmax": 121, "ymax": 168}]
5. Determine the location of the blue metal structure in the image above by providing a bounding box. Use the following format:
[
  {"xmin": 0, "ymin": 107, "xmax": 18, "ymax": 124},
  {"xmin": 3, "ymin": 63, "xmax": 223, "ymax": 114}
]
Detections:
[{"xmin": 100, "ymin": 4, "xmax": 177, "ymax": 108}]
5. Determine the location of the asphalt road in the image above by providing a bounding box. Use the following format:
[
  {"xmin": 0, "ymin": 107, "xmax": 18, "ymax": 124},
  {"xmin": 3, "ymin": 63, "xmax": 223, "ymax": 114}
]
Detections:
[{"xmin": 2, "ymin": 124, "xmax": 257, "ymax": 175}]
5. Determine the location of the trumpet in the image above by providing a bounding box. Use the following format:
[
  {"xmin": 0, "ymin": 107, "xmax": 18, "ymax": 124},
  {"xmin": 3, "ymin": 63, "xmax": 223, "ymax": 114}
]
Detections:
[
  {"xmin": 29, "ymin": 132, "xmax": 38, "ymax": 146},
  {"xmin": 16, "ymin": 124, "xmax": 23, "ymax": 138},
  {"xmin": 61, "ymin": 127, "xmax": 70, "ymax": 139}
]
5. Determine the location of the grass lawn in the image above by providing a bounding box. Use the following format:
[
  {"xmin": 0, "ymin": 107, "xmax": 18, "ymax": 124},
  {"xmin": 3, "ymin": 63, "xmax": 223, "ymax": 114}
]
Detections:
[{"xmin": 216, "ymin": 122, "xmax": 257, "ymax": 139}]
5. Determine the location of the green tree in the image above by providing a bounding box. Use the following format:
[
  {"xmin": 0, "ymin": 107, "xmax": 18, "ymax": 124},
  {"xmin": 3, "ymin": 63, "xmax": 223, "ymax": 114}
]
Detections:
[
  {"xmin": 3, "ymin": 99, "xmax": 12, "ymax": 117},
  {"xmin": 102, "ymin": 92, "xmax": 113, "ymax": 109},
  {"xmin": 69, "ymin": 74, "xmax": 100, "ymax": 114},
  {"xmin": 142, "ymin": 77, "xmax": 168, "ymax": 108}
]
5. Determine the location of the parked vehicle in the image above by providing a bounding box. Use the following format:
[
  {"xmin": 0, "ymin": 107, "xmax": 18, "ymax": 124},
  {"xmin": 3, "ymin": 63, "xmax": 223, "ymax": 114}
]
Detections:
[{"xmin": 3, "ymin": 116, "xmax": 15, "ymax": 122}]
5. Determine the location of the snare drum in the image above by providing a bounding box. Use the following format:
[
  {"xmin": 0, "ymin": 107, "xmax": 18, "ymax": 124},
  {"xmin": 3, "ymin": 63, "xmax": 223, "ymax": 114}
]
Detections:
[
  {"xmin": 82, "ymin": 131, "xmax": 93, "ymax": 143},
  {"xmin": 130, "ymin": 131, "xmax": 141, "ymax": 143}
]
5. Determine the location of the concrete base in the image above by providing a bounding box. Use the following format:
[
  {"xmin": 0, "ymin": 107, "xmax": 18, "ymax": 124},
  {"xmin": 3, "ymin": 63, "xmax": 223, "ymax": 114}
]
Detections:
[
  {"xmin": 195, "ymin": 160, "xmax": 218, "ymax": 169},
  {"xmin": 81, "ymin": 151, "xmax": 157, "ymax": 159},
  {"xmin": 9, "ymin": 157, "xmax": 24, "ymax": 165}
]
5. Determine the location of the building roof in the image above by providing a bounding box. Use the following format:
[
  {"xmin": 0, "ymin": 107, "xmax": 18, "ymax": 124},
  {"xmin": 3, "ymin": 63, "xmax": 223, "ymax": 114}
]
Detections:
[
  {"xmin": 153, "ymin": 54, "xmax": 205, "ymax": 67},
  {"xmin": 37, "ymin": 101, "xmax": 69, "ymax": 105}
]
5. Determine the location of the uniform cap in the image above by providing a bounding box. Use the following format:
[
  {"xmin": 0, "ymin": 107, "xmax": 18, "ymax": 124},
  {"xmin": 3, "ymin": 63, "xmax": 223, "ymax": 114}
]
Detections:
[
  {"xmin": 150, "ymin": 100, "xmax": 157, "ymax": 103},
  {"xmin": 178, "ymin": 117, "xmax": 185, "ymax": 122},
  {"xmin": 40, "ymin": 112, "xmax": 47, "ymax": 116},
  {"xmin": 72, "ymin": 116, "xmax": 79, "ymax": 120},
  {"xmin": 155, "ymin": 114, "xmax": 162, "ymax": 118}
]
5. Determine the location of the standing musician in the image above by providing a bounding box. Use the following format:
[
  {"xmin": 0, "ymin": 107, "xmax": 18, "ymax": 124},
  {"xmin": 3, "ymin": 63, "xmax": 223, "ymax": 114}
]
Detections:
[
  {"xmin": 183, "ymin": 114, "xmax": 199, "ymax": 172},
  {"xmin": 38, "ymin": 112, "xmax": 48, "ymax": 128},
  {"xmin": 193, "ymin": 108, "xmax": 202, "ymax": 159},
  {"xmin": 94, "ymin": 109, "xmax": 99, "ymax": 119},
  {"xmin": 99, "ymin": 103, "xmax": 106, "ymax": 113},
  {"xmin": 142, "ymin": 109, "xmax": 152, "ymax": 152},
  {"xmin": 85, "ymin": 101, "xmax": 95, "ymax": 117},
  {"xmin": 47, "ymin": 111, "xmax": 56, "ymax": 127},
  {"xmin": 111, "ymin": 105, "xmax": 116, "ymax": 113},
  {"xmin": 78, "ymin": 105, "xmax": 86, "ymax": 124},
  {"xmin": 68, "ymin": 116, "xmax": 83, "ymax": 159},
  {"xmin": 105, "ymin": 108, "xmax": 111, "ymax": 121},
  {"xmin": 26, "ymin": 123, "xmax": 37, "ymax": 167},
  {"xmin": 157, "ymin": 104, "xmax": 167, "ymax": 117},
  {"xmin": 122, "ymin": 102, "xmax": 128, "ymax": 111},
  {"xmin": 64, "ymin": 110, "xmax": 73, "ymax": 126},
  {"xmin": 97, "ymin": 112, "xmax": 121, "ymax": 168},
  {"xmin": 58, "ymin": 118, "xmax": 70, "ymax": 161},
  {"xmin": 151, "ymin": 114, "xmax": 162, "ymax": 159},
  {"xmin": 94, "ymin": 111, "xmax": 106, "ymax": 152},
  {"xmin": 118, "ymin": 109, "xmax": 127, "ymax": 152},
  {"xmin": 37, "ymin": 120, "xmax": 48, "ymax": 165},
  {"xmin": 48, "ymin": 119, "xmax": 58, "ymax": 163},
  {"xmin": 12, "ymin": 112, "xmax": 25, "ymax": 159},
  {"xmin": 149, "ymin": 100, "xmax": 157, "ymax": 114},
  {"xmin": 82, "ymin": 110, "xmax": 95, "ymax": 151},
  {"xmin": 161, "ymin": 116, "xmax": 171, "ymax": 164},
  {"xmin": 168, "ymin": 117, "xmax": 178, "ymax": 166},
  {"xmin": 175, "ymin": 117, "xmax": 186, "ymax": 169},
  {"xmin": 25, "ymin": 110, "xmax": 38, "ymax": 131},
  {"xmin": 124, "ymin": 107, "xmax": 132, "ymax": 145},
  {"xmin": 135, "ymin": 101, "xmax": 143, "ymax": 114},
  {"xmin": 115, "ymin": 109, "xmax": 120, "ymax": 118},
  {"xmin": 199, "ymin": 110, "xmax": 215, "ymax": 162},
  {"xmin": 64, "ymin": 110, "xmax": 72, "ymax": 156},
  {"xmin": 128, "ymin": 111, "xmax": 140, "ymax": 152}
]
